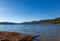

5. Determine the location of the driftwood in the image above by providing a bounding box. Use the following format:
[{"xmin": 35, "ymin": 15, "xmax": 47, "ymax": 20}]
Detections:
[{"xmin": 19, "ymin": 35, "xmax": 40, "ymax": 41}]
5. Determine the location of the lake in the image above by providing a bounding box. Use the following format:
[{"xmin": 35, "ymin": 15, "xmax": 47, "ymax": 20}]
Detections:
[{"xmin": 0, "ymin": 24, "xmax": 60, "ymax": 41}]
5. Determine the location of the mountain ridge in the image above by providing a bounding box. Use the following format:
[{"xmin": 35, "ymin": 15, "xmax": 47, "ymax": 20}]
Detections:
[
  {"xmin": 21, "ymin": 17, "xmax": 60, "ymax": 24},
  {"xmin": 0, "ymin": 17, "xmax": 60, "ymax": 24}
]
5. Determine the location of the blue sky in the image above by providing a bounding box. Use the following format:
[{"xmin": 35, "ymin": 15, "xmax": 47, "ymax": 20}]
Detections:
[{"xmin": 0, "ymin": 0, "xmax": 60, "ymax": 23}]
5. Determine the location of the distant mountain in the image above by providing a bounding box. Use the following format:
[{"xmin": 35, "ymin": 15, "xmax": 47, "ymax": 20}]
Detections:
[
  {"xmin": 0, "ymin": 17, "xmax": 60, "ymax": 24},
  {"xmin": 21, "ymin": 17, "xmax": 60, "ymax": 24},
  {"xmin": 0, "ymin": 22, "xmax": 19, "ymax": 25}
]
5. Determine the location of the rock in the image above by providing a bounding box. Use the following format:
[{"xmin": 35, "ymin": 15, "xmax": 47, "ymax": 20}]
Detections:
[{"xmin": 0, "ymin": 31, "xmax": 34, "ymax": 41}]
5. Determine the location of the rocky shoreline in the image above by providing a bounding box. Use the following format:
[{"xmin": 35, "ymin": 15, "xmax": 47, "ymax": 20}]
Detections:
[
  {"xmin": 0, "ymin": 31, "xmax": 59, "ymax": 41},
  {"xmin": 0, "ymin": 31, "xmax": 35, "ymax": 41}
]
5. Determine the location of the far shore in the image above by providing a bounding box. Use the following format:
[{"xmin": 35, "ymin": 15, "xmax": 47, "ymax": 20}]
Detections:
[{"xmin": 0, "ymin": 17, "xmax": 60, "ymax": 25}]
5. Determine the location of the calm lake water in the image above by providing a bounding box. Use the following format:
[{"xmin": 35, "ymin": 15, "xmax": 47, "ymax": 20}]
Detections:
[{"xmin": 0, "ymin": 24, "xmax": 60, "ymax": 37}]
